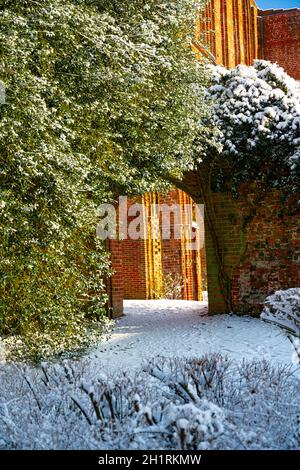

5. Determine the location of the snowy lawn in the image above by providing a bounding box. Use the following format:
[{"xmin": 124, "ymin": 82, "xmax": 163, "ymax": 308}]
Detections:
[{"xmin": 90, "ymin": 300, "xmax": 293, "ymax": 372}]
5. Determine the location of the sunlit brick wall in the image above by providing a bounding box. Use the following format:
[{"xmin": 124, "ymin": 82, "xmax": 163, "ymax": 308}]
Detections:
[
  {"xmin": 197, "ymin": 0, "xmax": 258, "ymax": 66},
  {"xmin": 258, "ymin": 8, "xmax": 300, "ymax": 80}
]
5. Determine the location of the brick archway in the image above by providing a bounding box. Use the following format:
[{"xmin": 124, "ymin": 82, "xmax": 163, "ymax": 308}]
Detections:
[
  {"xmin": 106, "ymin": 2, "xmax": 300, "ymax": 318},
  {"xmin": 107, "ymin": 190, "xmax": 207, "ymax": 318}
]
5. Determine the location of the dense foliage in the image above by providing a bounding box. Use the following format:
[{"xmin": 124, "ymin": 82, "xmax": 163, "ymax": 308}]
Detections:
[
  {"xmin": 0, "ymin": 0, "xmax": 208, "ymax": 360},
  {"xmin": 204, "ymin": 60, "xmax": 300, "ymax": 196}
]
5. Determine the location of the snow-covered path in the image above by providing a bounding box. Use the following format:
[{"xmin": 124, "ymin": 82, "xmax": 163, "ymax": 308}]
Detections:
[{"xmin": 90, "ymin": 300, "xmax": 293, "ymax": 372}]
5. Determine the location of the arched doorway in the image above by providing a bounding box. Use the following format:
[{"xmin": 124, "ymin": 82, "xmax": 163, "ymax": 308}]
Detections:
[{"xmin": 107, "ymin": 189, "xmax": 207, "ymax": 317}]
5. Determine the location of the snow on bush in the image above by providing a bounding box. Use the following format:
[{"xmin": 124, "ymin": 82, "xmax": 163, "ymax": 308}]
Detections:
[
  {"xmin": 0, "ymin": 354, "xmax": 299, "ymax": 450},
  {"xmin": 261, "ymin": 288, "xmax": 300, "ymax": 363},
  {"xmin": 261, "ymin": 288, "xmax": 300, "ymax": 337},
  {"xmin": 206, "ymin": 60, "xmax": 300, "ymax": 195}
]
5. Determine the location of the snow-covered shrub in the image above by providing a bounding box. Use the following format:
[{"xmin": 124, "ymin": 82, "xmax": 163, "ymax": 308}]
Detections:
[
  {"xmin": 289, "ymin": 336, "xmax": 300, "ymax": 365},
  {"xmin": 261, "ymin": 288, "xmax": 300, "ymax": 337},
  {"xmin": 63, "ymin": 360, "xmax": 224, "ymax": 450},
  {"xmin": 261, "ymin": 288, "xmax": 300, "ymax": 363},
  {"xmin": 1, "ymin": 319, "xmax": 113, "ymax": 363},
  {"xmin": 205, "ymin": 60, "xmax": 300, "ymax": 196},
  {"xmin": 146, "ymin": 355, "xmax": 231, "ymax": 404},
  {"xmin": 136, "ymin": 400, "xmax": 223, "ymax": 450},
  {"xmin": 0, "ymin": 355, "xmax": 299, "ymax": 450}
]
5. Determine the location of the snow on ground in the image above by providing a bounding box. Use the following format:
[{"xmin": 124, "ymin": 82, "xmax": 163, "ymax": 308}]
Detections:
[
  {"xmin": 0, "ymin": 300, "xmax": 298, "ymax": 450},
  {"xmin": 90, "ymin": 300, "xmax": 293, "ymax": 372}
]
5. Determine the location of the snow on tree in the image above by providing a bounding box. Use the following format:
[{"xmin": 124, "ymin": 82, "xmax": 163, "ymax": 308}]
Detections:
[
  {"xmin": 205, "ymin": 60, "xmax": 300, "ymax": 196},
  {"xmin": 0, "ymin": 0, "xmax": 209, "ymax": 360}
]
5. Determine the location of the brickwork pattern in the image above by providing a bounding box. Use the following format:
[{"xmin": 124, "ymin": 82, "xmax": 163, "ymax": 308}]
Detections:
[
  {"xmin": 232, "ymin": 195, "xmax": 300, "ymax": 312},
  {"xmin": 120, "ymin": 190, "xmax": 205, "ymax": 302},
  {"xmin": 206, "ymin": 192, "xmax": 300, "ymax": 314},
  {"xmin": 259, "ymin": 9, "xmax": 300, "ymax": 80},
  {"xmin": 198, "ymin": 0, "xmax": 258, "ymax": 67}
]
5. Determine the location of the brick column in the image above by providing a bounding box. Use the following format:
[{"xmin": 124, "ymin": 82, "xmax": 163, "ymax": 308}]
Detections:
[{"xmin": 107, "ymin": 239, "xmax": 124, "ymax": 318}]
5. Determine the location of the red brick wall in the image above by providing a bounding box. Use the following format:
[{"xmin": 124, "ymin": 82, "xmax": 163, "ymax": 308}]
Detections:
[
  {"xmin": 204, "ymin": 191, "xmax": 300, "ymax": 314},
  {"xmin": 110, "ymin": 190, "xmax": 206, "ymax": 302},
  {"xmin": 121, "ymin": 238, "xmax": 148, "ymax": 300},
  {"xmin": 107, "ymin": 239, "xmax": 124, "ymax": 318},
  {"xmin": 232, "ymin": 194, "xmax": 300, "ymax": 312},
  {"xmin": 197, "ymin": 0, "xmax": 259, "ymax": 67},
  {"xmin": 259, "ymin": 9, "xmax": 300, "ymax": 80},
  {"xmin": 118, "ymin": 198, "xmax": 148, "ymax": 300},
  {"xmin": 160, "ymin": 189, "xmax": 205, "ymax": 301},
  {"xmin": 160, "ymin": 190, "xmax": 183, "ymax": 283}
]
